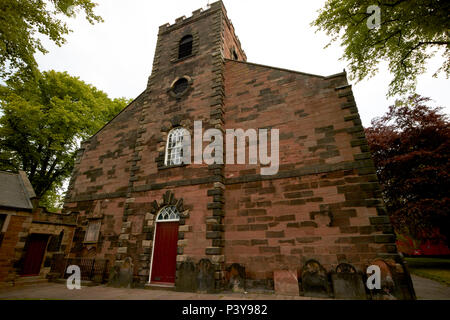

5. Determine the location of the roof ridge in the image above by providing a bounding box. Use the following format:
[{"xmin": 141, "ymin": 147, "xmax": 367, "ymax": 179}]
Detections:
[
  {"xmin": 16, "ymin": 172, "xmax": 35, "ymax": 209},
  {"xmin": 224, "ymin": 58, "xmax": 326, "ymax": 79}
]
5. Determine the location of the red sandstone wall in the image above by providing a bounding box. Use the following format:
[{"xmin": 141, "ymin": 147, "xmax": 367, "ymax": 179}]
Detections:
[
  {"xmin": 0, "ymin": 213, "xmax": 32, "ymax": 283},
  {"xmin": 61, "ymin": 2, "xmax": 396, "ymax": 288},
  {"xmin": 222, "ymin": 14, "xmax": 246, "ymax": 61},
  {"xmin": 68, "ymin": 97, "xmax": 142, "ymax": 198},
  {"xmin": 222, "ymin": 60, "xmax": 392, "ymax": 277}
]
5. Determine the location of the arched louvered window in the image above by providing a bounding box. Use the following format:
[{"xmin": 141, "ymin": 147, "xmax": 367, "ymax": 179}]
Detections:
[
  {"xmin": 232, "ymin": 49, "xmax": 238, "ymax": 60},
  {"xmin": 178, "ymin": 35, "xmax": 193, "ymax": 59},
  {"xmin": 157, "ymin": 206, "xmax": 180, "ymax": 222},
  {"xmin": 165, "ymin": 127, "xmax": 189, "ymax": 166}
]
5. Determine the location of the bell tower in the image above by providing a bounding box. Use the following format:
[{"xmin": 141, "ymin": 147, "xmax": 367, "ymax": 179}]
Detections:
[
  {"xmin": 122, "ymin": 1, "xmax": 246, "ymax": 288},
  {"xmin": 147, "ymin": 1, "xmax": 246, "ymax": 90}
]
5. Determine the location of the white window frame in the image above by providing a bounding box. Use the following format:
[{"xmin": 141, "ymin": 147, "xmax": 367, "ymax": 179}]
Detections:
[
  {"xmin": 156, "ymin": 206, "xmax": 181, "ymax": 222},
  {"xmin": 84, "ymin": 220, "xmax": 101, "ymax": 243},
  {"xmin": 164, "ymin": 127, "xmax": 189, "ymax": 166}
]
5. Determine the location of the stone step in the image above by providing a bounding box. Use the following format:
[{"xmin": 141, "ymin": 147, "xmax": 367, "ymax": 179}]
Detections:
[
  {"xmin": 50, "ymin": 278, "xmax": 100, "ymax": 287},
  {"xmin": 144, "ymin": 283, "xmax": 176, "ymax": 291},
  {"xmin": 14, "ymin": 276, "xmax": 49, "ymax": 286}
]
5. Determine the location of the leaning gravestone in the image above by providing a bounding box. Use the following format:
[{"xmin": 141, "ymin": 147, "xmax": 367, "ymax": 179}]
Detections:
[
  {"xmin": 369, "ymin": 259, "xmax": 397, "ymax": 300},
  {"xmin": 331, "ymin": 263, "xmax": 367, "ymax": 300},
  {"xmin": 196, "ymin": 259, "xmax": 215, "ymax": 294},
  {"xmin": 301, "ymin": 260, "xmax": 331, "ymax": 298},
  {"xmin": 391, "ymin": 261, "xmax": 416, "ymax": 300},
  {"xmin": 369, "ymin": 258, "xmax": 415, "ymax": 300},
  {"xmin": 176, "ymin": 260, "xmax": 197, "ymax": 292}
]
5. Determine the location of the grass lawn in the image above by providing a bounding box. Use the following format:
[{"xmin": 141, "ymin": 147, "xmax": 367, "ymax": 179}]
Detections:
[{"xmin": 405, "ymin": 257, "xmax": 450, "ymax": 286}]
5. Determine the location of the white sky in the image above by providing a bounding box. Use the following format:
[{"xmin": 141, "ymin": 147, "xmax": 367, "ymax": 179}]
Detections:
[{"xmin": 35, "ymin": 0, "xmax": 449, "ymax": 127}]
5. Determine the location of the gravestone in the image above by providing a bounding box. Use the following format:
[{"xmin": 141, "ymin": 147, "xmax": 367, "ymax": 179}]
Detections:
[
  {"xmin": 226, "ymin": 263, "xmax": 246, "ymax": 293},
  {"xmin": 301, "ymin": 260, "xmax": 331, "ymax": 298},
  {"xmin": 369, "ymin": 258, "xmax": 415, "ymax": 300},
  {"xmin": 107, "ymin": 265, "xmax": 120, "ymax": 287},
  {"xmin": 176, "ymin": 260, "xmax": 197, "ymax": 292},
  {"xmin": 391, "ymin": 261, "xmax": 416, "ymax": 300},
  {"xmin": 274, "ymin": 270, "xmax": 300, "ymax": 296},
  {"xmin": 369, "ymin": 259, "xmax": 396, "ymax": 300},
  {"xmin": 108, "ymin": 257, "xmax": 133, "ymax": 288},
  {"xmin": 331, "ymin": 263, "xmax": 367, "ymax": 300},
  {"xmin": 196, "ymin": 259, "xmax": 215, "ymax": 294}
]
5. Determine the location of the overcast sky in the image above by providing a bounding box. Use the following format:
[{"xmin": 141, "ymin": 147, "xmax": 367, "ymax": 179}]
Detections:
[{"xmin": 35, "ymin": 0, "xmax": 449, "ymax": 127}]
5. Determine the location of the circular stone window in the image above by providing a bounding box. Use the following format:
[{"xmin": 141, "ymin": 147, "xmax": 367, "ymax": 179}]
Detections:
[
  {"xmin": 173, "ymin": 78, "xmax": 188, "ymax": 94},
  {"xmin": 169, "ymin": 76, "xmax": 192, "ymax": 98}
]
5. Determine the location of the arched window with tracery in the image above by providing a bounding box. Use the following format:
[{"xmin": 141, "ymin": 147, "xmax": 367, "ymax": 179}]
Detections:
[
  {"xmin": 157, "ymin": 206, "xmax": 180, "ymax": 222},
  {"xmin": 165, "ymin": 127, "xmax": 189, "ymax": 166}
]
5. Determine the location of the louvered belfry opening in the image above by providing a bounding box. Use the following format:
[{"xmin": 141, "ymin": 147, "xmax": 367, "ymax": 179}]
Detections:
[
  {"xmin": 232, "ymin": 49, "xmax": 238, "ymax": 60},
  {"xmin": 178, "ymin": 35, "xmax": 193, "ymax": 59}
]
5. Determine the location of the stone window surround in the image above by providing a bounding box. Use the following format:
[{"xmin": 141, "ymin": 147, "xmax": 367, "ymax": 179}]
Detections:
[
  {"xmin": 157, "ymin": 118, "xmax": 193, "ymax": 171},
  {"xmin": 84, "ymin": 219, "xmax": 101, "ymax": 244},
  {"xmin": 167, "ymin": 75, "xmax": 193, "ymax": 99},
  {"xmin": 143, "ymin": 191, "xmax": 191, "ymax": 286},
  {"xmin": 164, "ymin": 127, "xmax": 190, "ymax": 167},
  {"xmin": 170, "ymin": 31, "xmax": 200, "ymax": 64},
  {"xmin": 178, "ymin": 35, "xmax": 194, "ymax": 59},
  {"xmin": 148, "ymin": 205, "xmax": 181, "ymax": 284}
]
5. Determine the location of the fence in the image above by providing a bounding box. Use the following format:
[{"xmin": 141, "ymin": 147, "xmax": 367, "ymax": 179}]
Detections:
[{"xmin": 50, "ymin": 254, "xmax": 109, "ymax": 283}]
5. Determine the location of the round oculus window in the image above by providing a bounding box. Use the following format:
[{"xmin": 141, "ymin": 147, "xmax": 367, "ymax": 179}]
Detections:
[{"xmin": 172, "ymin": 78, "xmax": 189, "ymax": 95}]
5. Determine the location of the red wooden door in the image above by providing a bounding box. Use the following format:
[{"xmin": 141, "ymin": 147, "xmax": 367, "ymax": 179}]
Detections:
[
  {"xmin": 22, "ymin": 234, "xmax": 49, "ymax": 276},
  {"xmin": 151, "ymin": 222, "xmax": 179, "ymax": 284}
]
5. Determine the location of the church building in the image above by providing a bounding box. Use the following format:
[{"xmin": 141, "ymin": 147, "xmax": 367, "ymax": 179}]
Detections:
[{"xmin": 62, "ymin": 1, "xmax": 415, "ymax": 298}]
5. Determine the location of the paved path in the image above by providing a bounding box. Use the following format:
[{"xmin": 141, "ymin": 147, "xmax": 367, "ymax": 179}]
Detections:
[
  {"xmin": 0, "ymin": 283, "xmax": 321, "ymax": 300},
  {"xmin": 411, "ymin": 274, "xmax": 450, "ymax": 300},
  {"xmin": 0, "ymin": 275, "xmax": 447, "ymax": 300}
]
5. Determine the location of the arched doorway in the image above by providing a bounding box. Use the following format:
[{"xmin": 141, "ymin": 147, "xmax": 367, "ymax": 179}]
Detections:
[{"xmin": 149, "ymin": 206, "xmax": 180, "ymax": 285}]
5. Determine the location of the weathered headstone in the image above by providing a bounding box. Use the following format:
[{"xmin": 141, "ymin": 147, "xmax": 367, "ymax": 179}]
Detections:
[
  {"xmin": 108, "ymin": 257, "xmax": 133, "ymax": 288},
  {"xmin": 107, "ymin": 265, "xmax": 120, "ymax": 287},
  {"xmin": 226, "ymin": 263, "xmax": 246, "ymax": 293},
  {"xmin": 176, "ymin": 260, "xmax": 197, "ymax": 292},
  {"xmin": 196, "ymin": 259, "xmax": 215, "ymax": 294},
  {"xmin": 274, "ymin": 270, "xmax": 300, "ymax": 296},
  {"xmin": 369, "ymin": 258, "xmax": 415, "ymax": 300},
  {"xmin": 369, "ymin": 259, "xmax": 397, "ymax": 300},
  {"xmin": 301, "ymin": 260, "xmax": 331, "ymax": 298},
  {"xmin": 331, "ymin": 263, "xmax": 367, "ymax": 300}
]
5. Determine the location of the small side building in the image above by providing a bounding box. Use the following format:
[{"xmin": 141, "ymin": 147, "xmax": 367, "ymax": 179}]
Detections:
[{"xmin": 0, "ymin": 171, "xmax": 77, "ymax": 287}]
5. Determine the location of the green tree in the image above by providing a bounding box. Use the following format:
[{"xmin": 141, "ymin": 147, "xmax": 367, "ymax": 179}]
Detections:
[
  {"xmin": 0, "ymin": 0, "xmax": 103, "ymax": 79},
  {"xmin": 365, "ymin": 95, "xmax": 450, "ymax": 243},
  {"xmin": 0, "ymin": 70, "xmax": 131, "ymax": 209},
  {"xmin": 312, "ymin": 0, "xmax": 450, "ymax": 96}
]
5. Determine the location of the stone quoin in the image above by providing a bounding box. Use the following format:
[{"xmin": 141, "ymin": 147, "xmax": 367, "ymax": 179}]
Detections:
[{"xmin": 61, "ymin": 1, "xmax": 416, "ymax": 299}]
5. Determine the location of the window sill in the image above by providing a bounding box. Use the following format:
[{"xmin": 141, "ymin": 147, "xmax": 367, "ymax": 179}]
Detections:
[
  {"xmin": 158, "ymin": 164, "xmax": 188, "ymax": 171},
  {"xmin": 171, "ymin": 54, "xmax": 195, "ymax": 63},
  {"xmin": 83, "ymin": 241, "xmax": 99, "ymax": 244}
]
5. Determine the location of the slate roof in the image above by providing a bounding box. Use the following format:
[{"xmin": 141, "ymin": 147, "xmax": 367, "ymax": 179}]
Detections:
[{"xmin": 0, "ymin": 171, "xmax": 36, "ymax": 210}]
